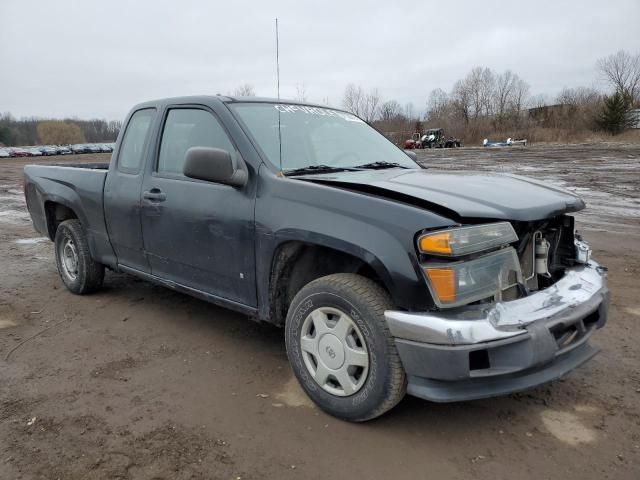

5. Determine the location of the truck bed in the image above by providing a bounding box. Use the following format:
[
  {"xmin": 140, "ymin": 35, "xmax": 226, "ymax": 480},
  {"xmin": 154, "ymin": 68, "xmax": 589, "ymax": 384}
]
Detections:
[
  {"xmin": 46, "ymin": 162, "xmax": 110, "ymax": 170},
  {"xmin": 23, "ymin": 164, "xmax": 110, "ymax": 251}
]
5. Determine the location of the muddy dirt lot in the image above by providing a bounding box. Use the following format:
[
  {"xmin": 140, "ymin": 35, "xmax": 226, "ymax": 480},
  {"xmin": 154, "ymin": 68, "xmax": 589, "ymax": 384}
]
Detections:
[{"xmin": 1, "ymin": 144, "xmax": 639, "ymax": 480}]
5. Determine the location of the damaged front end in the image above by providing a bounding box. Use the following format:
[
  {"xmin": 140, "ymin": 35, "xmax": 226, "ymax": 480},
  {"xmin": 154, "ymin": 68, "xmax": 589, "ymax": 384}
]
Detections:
[{"xmin": 384, "ymin": 215, "xmax": 609, "ymax": 402}]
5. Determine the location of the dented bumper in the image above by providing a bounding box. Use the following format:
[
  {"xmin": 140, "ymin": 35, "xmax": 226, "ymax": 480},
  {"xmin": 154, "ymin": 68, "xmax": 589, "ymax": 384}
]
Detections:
[{"xmin": 384, "ymin": 261, "xmax": 608, "ymax": 402}]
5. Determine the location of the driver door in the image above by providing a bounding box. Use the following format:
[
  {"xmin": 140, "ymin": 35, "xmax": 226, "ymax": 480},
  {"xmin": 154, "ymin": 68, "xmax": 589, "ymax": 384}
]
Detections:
[{"xmin": 140, "ymin": 106, "xmax": 257, "ymax": 306}]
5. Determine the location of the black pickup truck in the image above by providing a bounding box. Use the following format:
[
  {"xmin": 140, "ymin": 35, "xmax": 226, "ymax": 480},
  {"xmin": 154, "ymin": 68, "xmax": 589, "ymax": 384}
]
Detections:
[{"xmin": 24, "ymin": 96, "xmax": 609, "ymax": 421}]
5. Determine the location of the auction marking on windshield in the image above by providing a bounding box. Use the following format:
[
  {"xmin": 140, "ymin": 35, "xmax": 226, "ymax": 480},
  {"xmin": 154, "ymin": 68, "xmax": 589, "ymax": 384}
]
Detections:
[{"xmin": 274, "ymin": 104, "xmax": 363, "ymax": 122}]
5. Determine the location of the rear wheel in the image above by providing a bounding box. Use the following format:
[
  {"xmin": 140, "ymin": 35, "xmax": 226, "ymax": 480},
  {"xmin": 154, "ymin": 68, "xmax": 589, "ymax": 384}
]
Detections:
[
  {"xmin": 54, "ymin": 219, "xmax": 104, "ymax": 294},
  {"xmin": 285, "ymin": 273, "xmax": 406, "ymax": 422}
]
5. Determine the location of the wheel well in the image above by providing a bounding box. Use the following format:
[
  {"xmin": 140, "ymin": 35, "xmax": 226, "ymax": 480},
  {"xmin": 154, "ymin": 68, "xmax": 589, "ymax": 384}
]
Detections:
[
  {"xmin": 45, "ymin": 202, "xmax": 78, "ymax": 240},
  {"xmin": 268, "ymin": 242, "xmax": 385, "ymax": 326}
]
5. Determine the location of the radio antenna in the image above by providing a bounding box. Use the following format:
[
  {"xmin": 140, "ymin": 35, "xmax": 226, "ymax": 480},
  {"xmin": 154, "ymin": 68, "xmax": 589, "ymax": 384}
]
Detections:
[
  {"xmin": 276, "ymin": 18, "xmax": 281, "ymax": 100},
  {"xmin": 275, "ymin": 18, "xmax": 283, "ymax": 171}
]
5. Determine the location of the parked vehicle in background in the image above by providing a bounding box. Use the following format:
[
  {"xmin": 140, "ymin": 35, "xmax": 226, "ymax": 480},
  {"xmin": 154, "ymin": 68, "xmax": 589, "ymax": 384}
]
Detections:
[
  {"xmin": 483, "ymin": 138, "xmax": 513, "ymax": 147},
  {"xmin": 56, "ymin": 145, "xmax": 72, "ymax": 155},
  {"xmin": 23, "ymin": 96, "xmax": 609, "ymax": 422},
  {"xmin": 100, "ymin": 144, "xmax": 113, "ymax": 153},
  {"xmin": 405, "ymin": 128, "xmax": 461, "ymax": 149},
  {"xmin": 40, "ymin": 146, "xmax": 58, "ymax": 156},
  {"xmin": 27, "ymin": 148, "xmax": 43, "ymax": 157},
  {"xmin": 0, "ymin": 149, "xmax": 10, "ymax": 158},
  {"xmin": 87, "ymin": 144, "xmax": 102, "ymax": 153},
  {"xmin": 10, "ymin": 148, "xmax": 30, "ymax": 157},
  {"xmin": 511, "ymin": 138, "xmax": 528, "ymax": 146},
  {"xmin": 70, "ymin": 144, "xmax": 88, "ymax": 154},
  {"xmin": 422, "ymin": 128, "xmax": 462, "ymax": 148}
]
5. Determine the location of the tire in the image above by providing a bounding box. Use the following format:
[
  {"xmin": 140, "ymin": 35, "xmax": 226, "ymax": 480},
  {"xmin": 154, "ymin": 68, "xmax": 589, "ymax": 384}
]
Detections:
[
  {"xmin": 54, "ymin": 219, "xmax": 105, "ymax": 294},
  {"xmin": 285, "ymin": 273, "xmax": 406, "ymax": 422}
]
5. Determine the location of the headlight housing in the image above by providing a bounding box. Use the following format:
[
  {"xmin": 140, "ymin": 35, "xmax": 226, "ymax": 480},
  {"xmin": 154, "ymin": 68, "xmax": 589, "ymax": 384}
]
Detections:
[
  {"xmin": 417, "ymin": 222, "xmax": 518, "ymax": 256},
  {"xmin": 424, "ymin": 248, "xmax": 522, "ymax": 308},
  {"xmin": 418, "ymin": 223, "xmax": 521, "ymax": 308}
]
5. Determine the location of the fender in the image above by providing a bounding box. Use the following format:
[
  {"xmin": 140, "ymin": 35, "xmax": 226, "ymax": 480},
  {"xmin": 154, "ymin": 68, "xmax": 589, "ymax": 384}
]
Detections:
[
  {"xmin": 25, "ymin": 166, "xmax": 117, "ymax": 268},
  {"xmin": 254, "ymin": 167, "xmax": 458, "ymax": 321}
]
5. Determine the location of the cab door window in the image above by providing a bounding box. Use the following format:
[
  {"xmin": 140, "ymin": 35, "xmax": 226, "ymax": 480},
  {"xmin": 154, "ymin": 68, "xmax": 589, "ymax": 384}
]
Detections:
[
  {"xmin": 117, "ymin": 108, "xmax": 155, "ymax": 173},
  {"xmin": 158, "ymin": 108, "xmax": 235, "ymax": 175}
]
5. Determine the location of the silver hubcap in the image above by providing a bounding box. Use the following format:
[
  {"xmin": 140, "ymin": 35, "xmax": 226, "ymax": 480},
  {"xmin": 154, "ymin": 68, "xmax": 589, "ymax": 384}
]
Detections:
[
  {"xmin": 60, "ymin": 237, "xmax": 79, "ymax": 281},
  {"xmin": 300, "ymin": 307, "xmax": 369, "ymax": 396}
]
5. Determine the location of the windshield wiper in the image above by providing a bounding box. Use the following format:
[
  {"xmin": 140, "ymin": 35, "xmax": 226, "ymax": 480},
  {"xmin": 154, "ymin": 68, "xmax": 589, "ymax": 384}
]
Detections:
[
  {"xmin": 283, "ymin": 164, "xmax": 359, "ymax": 176},
  {"xmin": 353, "ymin": 161, "xmax": 410, "ymax": 170}
]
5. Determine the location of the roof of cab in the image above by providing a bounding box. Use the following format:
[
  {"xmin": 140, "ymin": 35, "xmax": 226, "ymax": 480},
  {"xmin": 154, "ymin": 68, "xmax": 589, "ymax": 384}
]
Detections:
[{"xmin": 130, "ymin": 95, "xmax": 338, "ymax": 112}]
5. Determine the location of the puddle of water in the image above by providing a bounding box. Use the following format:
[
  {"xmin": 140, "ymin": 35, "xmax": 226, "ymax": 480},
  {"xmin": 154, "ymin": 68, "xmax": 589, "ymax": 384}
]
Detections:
[
  {"xmin": 573, "ymin": 404, "xmax": 599, "ymax": 414},
  {"xmin": 0, "ymin": 209, "xmax": 31, "ymax": 224},
  {"xmin": 14, "ymin": 237, "xmax": 49, "ymax": 245},
  {"xmin": 0, "ymin": 319, "xmax": 17, "ymax": 329},
  {"xmin": 540, "ymin": 409, "xmax": 597, "ymax": 446},
  {"xmin": 275, "ymin": 376, "xmax": 313, "ymax": 408}
]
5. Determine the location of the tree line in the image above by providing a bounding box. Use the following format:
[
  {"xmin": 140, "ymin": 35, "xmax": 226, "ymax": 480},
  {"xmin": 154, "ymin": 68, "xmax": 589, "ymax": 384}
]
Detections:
[
  {"xmin": 0, "ymin": 114, "xmax": 121, "ymax": 147},
  {"xmin": 238, "ymin": 49, "xmax": 639, "ymax": 144},
  {"xmin": 368, "ymin": 49, "xmax": 639, "ymax": 144},
  {"xmin": 3, "ymin": 49, "xmax": 638, "ymax": 147}
]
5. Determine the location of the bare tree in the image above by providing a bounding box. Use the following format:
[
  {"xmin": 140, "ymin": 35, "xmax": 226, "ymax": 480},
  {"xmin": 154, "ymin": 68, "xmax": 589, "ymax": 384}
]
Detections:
[
  {"xmin": 404, "ymin": 102, "xmax": 416, "ymax": 121},
  {"xmin": 512, "ymin": 77, "xmax": 530, "ymax": 112},
  {"xmin": 451, "ymin": 79, "xmax": 471, "ymax": 123},
  {"xmin": 493, "ymin": 71, "xmax": 529, "ymax": 127},
  {"xmin": 556, "ymin": 86, "xmax": 600, "ymax": 107},
  {"xmin": 555, "ymin": 86, "xmax": 602, "ymax": 131},
  {"xmin": 342, "ymin": 84, "xmax": 364, "ymax": 117},
  {"xmin": 295, "ymin": 83, "xmax": 308, "ymax": 102},
  {"xmin": 342, "ymin": 84, "xmax": 381, "ymax": 122},
  {"xmin": 494, "ymin": 70, "xmax": 517, "ymax": 117},
  {"xmin": 425, "ymin": 88, "xmax": 449, "ymax": 120},
  {"xmin": 597, "ymin": 50, "xmax": 640, "ymax": 104},
  {"xmin": 233, "ymin": 84, "xmax": 256, "ymax": 97},
  {"xmin": 362, "ymin": 88, "xmax": 381, "ymax": 123},
  {"xmin": 529, "ymin": 93, "xmax": 549, "ymax": 109},
  {"xmin": 379, "ymin": 100, "xmax": 403, "ymax": 121}
]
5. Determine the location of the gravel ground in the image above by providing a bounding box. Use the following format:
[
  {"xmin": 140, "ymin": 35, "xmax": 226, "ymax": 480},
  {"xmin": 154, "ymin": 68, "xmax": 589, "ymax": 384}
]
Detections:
[{"xmin": 1, "ymin": 145, "xmax": 639, "ymax": 480}]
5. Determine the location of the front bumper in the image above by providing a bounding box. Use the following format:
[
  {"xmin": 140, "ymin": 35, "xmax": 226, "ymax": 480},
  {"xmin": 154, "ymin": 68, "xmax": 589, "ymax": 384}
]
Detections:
[{"xmin": 385, "ymin": 261, "xmax": 609, "ymax": 402}]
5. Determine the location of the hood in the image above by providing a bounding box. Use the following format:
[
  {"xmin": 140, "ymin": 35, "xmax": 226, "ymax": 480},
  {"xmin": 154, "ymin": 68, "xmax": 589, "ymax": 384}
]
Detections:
[{"xmin": 294, "ymin": 168, "xmax": 585, "ymax": 222}]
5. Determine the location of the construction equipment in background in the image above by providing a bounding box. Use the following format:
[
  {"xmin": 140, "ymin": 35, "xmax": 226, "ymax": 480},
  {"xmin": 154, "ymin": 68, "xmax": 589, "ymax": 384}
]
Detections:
[{"xmin": 404, "ymin": 128, "xmax": 462, "ymax": 149}]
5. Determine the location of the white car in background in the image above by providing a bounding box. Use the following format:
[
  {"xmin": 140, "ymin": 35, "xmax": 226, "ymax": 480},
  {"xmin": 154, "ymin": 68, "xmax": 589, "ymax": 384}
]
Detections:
[{"xmin": 28, "ymin": 148, "xmax": 43, "ymax": 157}]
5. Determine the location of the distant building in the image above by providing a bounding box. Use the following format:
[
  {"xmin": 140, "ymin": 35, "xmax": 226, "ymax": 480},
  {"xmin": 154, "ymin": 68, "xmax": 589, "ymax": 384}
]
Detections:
[
  {"xmin": 629, "ymin": 109, "xmax": 640, "ymax": 129},
  {"xmin": 528, "ymin": 104, "xmax": 574, "ymax": 128}
]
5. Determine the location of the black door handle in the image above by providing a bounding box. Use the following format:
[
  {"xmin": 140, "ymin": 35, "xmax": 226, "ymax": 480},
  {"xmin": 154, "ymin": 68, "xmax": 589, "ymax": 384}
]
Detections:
[{"xmin": 143, "ymin": 188, "xmax": 166, "ymax": 202}]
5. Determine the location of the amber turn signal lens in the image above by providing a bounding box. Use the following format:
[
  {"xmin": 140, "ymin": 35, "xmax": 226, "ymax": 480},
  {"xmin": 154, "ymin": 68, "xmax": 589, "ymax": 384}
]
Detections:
[
  {"xmin": 424, "ymin": 268, "xmax": 456, "ymax": 303},
  {"xmin": 418, "ymin": 232, "xmax": 452, "ymax": 255}
]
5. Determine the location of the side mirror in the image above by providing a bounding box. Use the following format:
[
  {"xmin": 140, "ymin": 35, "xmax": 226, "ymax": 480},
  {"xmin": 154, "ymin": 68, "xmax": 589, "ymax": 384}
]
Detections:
[
  {"xmin": 404, "ymin": 150, "xmax": 418, "ymax": 161},
  {"xmin": 183, "ymin": 147, "xmax": 248, "ymax": 187}
]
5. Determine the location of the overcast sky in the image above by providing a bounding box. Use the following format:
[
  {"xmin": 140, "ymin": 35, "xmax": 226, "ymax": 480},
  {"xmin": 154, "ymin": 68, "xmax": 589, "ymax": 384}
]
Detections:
[{"xmin": 1, "ymin": 0, "xmax": 639, "ymax": 121}]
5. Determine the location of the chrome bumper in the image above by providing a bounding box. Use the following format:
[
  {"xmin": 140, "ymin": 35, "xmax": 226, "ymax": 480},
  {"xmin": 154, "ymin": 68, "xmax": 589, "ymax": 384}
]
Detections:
[
  {"xmin": 385, "ymin": 261, "xmax": 607, "ymax": 346},
  {"xmin": 384, "ymin": 261, "xmax": 609, "ymax": 402}
]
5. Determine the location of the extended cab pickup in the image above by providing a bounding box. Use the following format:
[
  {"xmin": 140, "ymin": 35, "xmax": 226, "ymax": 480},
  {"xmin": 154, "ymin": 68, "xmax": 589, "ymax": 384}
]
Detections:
[{"xmin": 24, "ymin": 96, "xmax": 609, "ymax": 421}]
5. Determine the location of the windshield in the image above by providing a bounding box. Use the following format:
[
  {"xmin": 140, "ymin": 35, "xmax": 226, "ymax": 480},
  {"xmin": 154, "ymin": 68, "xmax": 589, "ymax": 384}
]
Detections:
[{"xmin": 229, "ymin": 103, "xmax": 419, "ymax": 172}]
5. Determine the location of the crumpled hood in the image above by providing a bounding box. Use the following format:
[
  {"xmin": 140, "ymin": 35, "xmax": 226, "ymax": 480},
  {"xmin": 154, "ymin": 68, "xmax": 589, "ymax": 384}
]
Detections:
[{"xmin": 295, "ymin": 168, "xmax": 586, "ymax": 221}]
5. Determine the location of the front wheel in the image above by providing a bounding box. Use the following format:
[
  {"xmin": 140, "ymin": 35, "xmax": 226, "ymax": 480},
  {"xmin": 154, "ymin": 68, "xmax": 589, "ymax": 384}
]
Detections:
[
  {"xmin": 54, "ymin": 219, "xmax": 105, "ymax": 294},
  {"xmin": 285, "ymin": 273, "xmax": 406, "ymax": 422}
]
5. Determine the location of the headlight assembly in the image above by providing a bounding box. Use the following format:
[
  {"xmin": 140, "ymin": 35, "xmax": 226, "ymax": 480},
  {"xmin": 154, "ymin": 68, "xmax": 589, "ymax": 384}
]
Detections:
[
  {"xmin": 417, "ymin": 222, "xmax": 518, "ymax": 257},
  {"xmin": 423, "ymin": 247, "xmax": 522, "ymax": 308}
]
